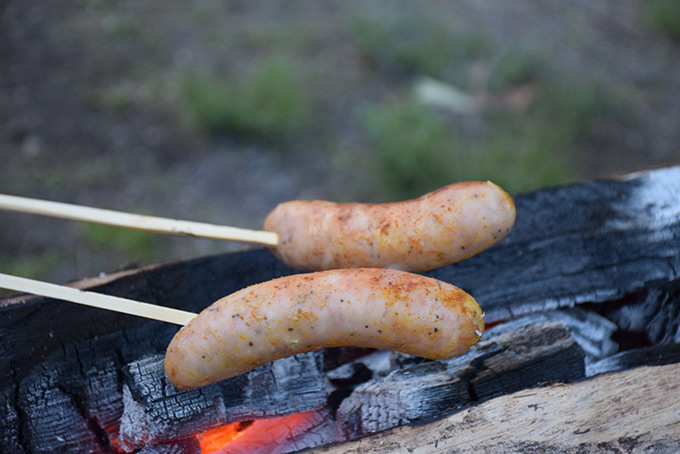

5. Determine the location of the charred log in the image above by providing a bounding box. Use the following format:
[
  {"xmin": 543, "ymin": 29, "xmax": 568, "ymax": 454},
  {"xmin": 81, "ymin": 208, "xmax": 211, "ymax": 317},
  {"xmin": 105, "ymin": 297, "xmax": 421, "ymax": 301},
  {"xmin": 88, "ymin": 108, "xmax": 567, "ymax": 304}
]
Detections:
[
  {"xmin": 428, "ymin": 167, "xmax": 680, "ymax": 322},
  {"xmin": 604, "ymin": 278, "xmax": 680, "ymax": 345},
  {"xmin": 336, "ymin": 314, "xmax": 586, "ymax": 438},
  {"xmin": 587, "ymin": 342, "xmax": 680, "ymax": 376},
  {"xmin": 318, "ymin": 363, "xmax": 680, "ymax": 454},
  {"xmin": 10, "ymin": 323, "xmax": 178, "ymax": 453},
  {"xmin": 136, "ymin": 437, "xmax": 200, "ymax": 454},
  {"xmin": 118, "ymin": 351, "xmax": 328, "ymax": 450},
  {"xmin": 203, "ymin": 409, "xmax": 344, "ymax": 454}
]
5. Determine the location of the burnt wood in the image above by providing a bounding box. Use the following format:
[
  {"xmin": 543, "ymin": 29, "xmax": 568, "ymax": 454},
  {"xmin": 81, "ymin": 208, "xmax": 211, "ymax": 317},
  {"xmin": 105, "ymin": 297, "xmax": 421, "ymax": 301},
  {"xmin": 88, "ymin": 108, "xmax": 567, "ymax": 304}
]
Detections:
[
  {"xmin": 136, "ymin": 438, "xmax": 200, "ymax": 454},
  {"xmin": 209, "ymin": 409, "xmax": 344, "ymax": 454},
  {"xmin": 133, "ymin": 409, "xmax": 345, "ymax": 454},
  {"xmin": 587, "ymin": 342, "xmax": 680, "ymax": 376},
  {"xmin": 9, "ymin": 322, "xmax": 178, "ymax": 453},
  {"xmin": 316, "ymin": 363, "xmax": 680, "ymax": 454},
  {"xmin": 604, "ymin": 277, "xmax": 680, "ymax": 345},
  {"xmin": 118, "ymin": 351, "xmax": 328, "ymax": 450},
  {"xmin": 427, "ymin": 166, "xmax": 680, "ymax": 322},
  {"xmin": 336, "ymin": 314, "xmax": 585, "ymax": 438},
  {"xmin": 1, "ymin": 166, "xmax": 679, "ymax": 452}
]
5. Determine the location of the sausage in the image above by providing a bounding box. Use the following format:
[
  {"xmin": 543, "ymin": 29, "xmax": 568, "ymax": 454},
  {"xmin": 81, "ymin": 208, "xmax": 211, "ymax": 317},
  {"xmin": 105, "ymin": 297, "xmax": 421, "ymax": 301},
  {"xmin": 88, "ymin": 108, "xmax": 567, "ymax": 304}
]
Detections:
[
  {"xmin": 164, "ymin": 268, "xmax": 484, "ymax": 389},
  {"xmin": 263, "ymin": 181, "xmax": 515, "ymax": 271}
]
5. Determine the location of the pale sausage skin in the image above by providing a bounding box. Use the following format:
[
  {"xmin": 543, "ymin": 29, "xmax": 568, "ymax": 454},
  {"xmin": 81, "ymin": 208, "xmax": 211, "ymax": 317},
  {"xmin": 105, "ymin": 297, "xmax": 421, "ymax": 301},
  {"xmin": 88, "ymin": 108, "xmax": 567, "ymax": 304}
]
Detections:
[
  {"xmin": 263, "ymin": 181, "xmax": 515, "ymax": 272},
  {"xmin": 164, "ymin": 269, "xmax": 484, "ymax": 390}
]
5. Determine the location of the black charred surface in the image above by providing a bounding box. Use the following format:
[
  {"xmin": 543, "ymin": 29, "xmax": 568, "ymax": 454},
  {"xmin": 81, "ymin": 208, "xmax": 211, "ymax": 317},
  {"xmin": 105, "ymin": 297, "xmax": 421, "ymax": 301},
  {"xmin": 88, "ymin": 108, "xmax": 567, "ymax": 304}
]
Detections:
[
  {"xmin": 467, "ymin": 318, "xmax": 586, "ymax": 402},
  {"xmin": 428, "ymin": 168, "xmax": 680, "ymax": 322},
  {"xmin": 603, "ymin": 278, "xmax": 680, "ymax": 346},
  {"xmin": 587, "ymin": 342, "xmax": 680, "ymax": 376},
  {"xmin": 136, "ymin": 437, "xmax": 200, "ymax": 454},
  {"xmin": 118, "ymin": 351, "xmax": 328, "ymax": 450},
  {"xmin": 0, "ymin": 386, "xmax": 26, "ymax": 454},
  {"xmin": 336, "ymin": 315, "xmax": 586, "ymax": 438},
  {"xmin": 9, "ymin": 323, "xmax": 177, "ymax": 453}
]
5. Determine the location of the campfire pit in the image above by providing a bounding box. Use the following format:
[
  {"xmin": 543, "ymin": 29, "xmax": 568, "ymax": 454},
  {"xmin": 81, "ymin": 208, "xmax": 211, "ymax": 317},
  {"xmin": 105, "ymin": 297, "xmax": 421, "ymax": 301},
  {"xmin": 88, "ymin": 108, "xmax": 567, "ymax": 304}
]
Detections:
[{"xmin": 2, "ymin": 167, "xmax": 680, "ymax": 453}]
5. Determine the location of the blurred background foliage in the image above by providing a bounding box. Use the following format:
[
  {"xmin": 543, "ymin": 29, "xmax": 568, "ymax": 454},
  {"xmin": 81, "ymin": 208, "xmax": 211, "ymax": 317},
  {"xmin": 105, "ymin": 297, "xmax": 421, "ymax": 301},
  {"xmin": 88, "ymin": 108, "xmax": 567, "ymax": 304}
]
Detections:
[{"xmin": 1, "ymin": 0, "xmax": 679, "ymax": 284}]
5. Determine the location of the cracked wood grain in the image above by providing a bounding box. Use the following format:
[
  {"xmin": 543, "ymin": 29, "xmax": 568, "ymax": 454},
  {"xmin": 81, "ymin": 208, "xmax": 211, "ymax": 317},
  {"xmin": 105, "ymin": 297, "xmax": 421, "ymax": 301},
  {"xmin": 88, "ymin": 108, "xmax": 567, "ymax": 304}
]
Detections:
[{"xmin": 315, "ymin": 362, "xmax": 680, "ymax": 454}]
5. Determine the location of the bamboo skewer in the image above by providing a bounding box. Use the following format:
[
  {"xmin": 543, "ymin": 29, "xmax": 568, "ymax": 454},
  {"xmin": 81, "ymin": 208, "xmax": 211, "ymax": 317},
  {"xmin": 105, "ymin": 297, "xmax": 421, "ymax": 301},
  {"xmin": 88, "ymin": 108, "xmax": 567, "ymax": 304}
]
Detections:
[
  {"xmin": 0, "ymin": 193, "xmax": 279, "ymax": 246},
  {"xmin": 0, "ymin": 272, "xmax": 197, "ymax": 326}
]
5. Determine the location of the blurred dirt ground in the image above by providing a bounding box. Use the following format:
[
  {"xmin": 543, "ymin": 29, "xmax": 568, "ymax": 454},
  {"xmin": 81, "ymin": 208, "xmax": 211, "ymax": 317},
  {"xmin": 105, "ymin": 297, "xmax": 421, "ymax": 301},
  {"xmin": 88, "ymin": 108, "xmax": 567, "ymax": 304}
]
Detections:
[{"xmin": 1, "ymin": 0, "xmax": 679, "ymax": 284}]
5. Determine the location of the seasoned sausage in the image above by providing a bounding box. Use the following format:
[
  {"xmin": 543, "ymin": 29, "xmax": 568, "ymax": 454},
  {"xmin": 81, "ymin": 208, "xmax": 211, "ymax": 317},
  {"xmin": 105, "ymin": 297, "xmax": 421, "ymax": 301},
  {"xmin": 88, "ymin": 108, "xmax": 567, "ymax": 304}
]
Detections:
[
  {"xmin": 263, "ymin": 181, "xmax": 515, "ymax": 271},
  {"xmin": 164, "ymin": 269, "xmax": 484, "ymax": 389}
]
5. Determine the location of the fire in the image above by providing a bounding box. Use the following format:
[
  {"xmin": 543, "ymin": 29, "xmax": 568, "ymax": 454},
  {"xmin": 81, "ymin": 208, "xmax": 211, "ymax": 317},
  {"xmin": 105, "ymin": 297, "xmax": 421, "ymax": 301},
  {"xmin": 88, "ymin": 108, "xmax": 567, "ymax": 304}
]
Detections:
[
  {"xmin": 196, "ymin": 421, "xmax": 246, "ymax": 452},
  {"xmin": 197, "ymin": 411, "xmax": 322, "ymax": 454}
]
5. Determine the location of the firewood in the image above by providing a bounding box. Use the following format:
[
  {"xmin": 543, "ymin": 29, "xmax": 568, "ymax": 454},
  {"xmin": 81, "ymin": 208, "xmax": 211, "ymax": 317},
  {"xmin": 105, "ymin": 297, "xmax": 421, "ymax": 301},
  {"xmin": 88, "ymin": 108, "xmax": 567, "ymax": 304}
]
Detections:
[
  {"xmin": 195, "ymin": 409, "xmax": 344, "ymax": 454},
  {"xmin": 136, "ymin": 438, "xmax": 200, "ymax": 454},
  {"xmin": 9, "ymin": 322, "xmax": 178, "ymax": 453},
  {"xmin": 315, "ymin": 363, "xmax": 680, "ymax": 454},
  {"xmin": 336, "ymin": 314, "xmax": 586, "ymax": 438},
  {"xmin": 0, "ymin": 247, "xmax": 295, "ymax": 387},
  {"xmin": 428, "ymin": 166, "xmax": 680, "ymax": 322},
  {"xmin": 541, "ymin": 307, "xmax": 618, "ymax": 360},
  {"xmin": 587, "ymin": 342, "xmax": 680, "ymax": 376},
  {"xmin": 118, "ymin": 351, "xmax": 329, "ymax": 450},
  {"xmin": 605, "ymin": 278, "xmax": 680, "ymax": 345},
  {"xmin": 327, "ymin": 307, "xmax": 615, "ymax": 438}
]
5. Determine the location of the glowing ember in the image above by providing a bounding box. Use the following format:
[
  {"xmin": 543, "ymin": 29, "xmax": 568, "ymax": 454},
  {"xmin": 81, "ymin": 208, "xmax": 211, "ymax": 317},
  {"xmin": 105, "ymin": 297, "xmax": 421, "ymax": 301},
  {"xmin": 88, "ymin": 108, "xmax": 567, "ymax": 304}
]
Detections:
[
  {"xmin": 198, "ymin": 411, "xmax": 323, "ymax": 454},
  {"xmin": 197, "ymin": 422, "xmax": 246, "ymax": 452},
  {"xmin": 105, "ymin": 425, "xmax": 124, "ymax": 453}
]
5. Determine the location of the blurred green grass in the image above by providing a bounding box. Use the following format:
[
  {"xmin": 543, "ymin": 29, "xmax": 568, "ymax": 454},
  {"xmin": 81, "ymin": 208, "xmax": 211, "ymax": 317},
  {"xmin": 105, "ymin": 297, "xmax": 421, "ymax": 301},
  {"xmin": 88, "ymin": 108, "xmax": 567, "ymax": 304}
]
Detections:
[
  {"xmin": 361, "ymin": 79, "xmax": 613, "ymax": 198},
  {"xmin": 79, "ymin": 224, "xmax": 160, "ymax": 264},
  {"xmin": 2, "ymin": 252, "xmax": 66, "ymax": 283},
  {"xmin": 180, "ymin": 55, "xmax": 312, "ymax": 140},
  {"xmin": 350, "ymin": 7, "xmax": 489, "ymax": 88},
  {"xmin": 647, "ymin": 0, "xmax": 680, "ymax": 42},
  {"xmin": 350, "ymin": 7, "xmax": 616, "ymax": 198}
]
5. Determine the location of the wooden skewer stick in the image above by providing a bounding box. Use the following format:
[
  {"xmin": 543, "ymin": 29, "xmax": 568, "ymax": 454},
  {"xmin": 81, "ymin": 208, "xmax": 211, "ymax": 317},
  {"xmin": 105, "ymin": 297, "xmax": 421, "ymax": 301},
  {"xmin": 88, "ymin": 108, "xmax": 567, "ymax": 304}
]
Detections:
[
  {"xmin": 0, "ymin": 193, "xmax": 279, "ymax": 247},
  {"xmin": 0, "ymin": 272, "xmax": 197, "ymax": 326}
]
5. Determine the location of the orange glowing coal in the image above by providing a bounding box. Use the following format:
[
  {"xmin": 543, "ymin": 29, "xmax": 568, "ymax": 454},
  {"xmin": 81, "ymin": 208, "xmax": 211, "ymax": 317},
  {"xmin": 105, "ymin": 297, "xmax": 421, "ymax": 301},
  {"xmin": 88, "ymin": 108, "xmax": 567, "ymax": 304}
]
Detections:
[
  {"xmin": 196, "ymin": 421, "xmax": 245, "ymax": 452},
  {"xmin": 197, "ymin": 411, "xmax": 323, "ymax": 454}
]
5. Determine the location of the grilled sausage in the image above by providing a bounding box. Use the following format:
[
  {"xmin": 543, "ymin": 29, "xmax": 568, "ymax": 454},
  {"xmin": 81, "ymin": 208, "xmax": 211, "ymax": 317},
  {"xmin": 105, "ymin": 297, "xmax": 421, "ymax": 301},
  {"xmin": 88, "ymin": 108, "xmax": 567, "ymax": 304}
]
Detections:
[
  {"xmin": 263, "ymin": 181, "xmax": 515, "ymax": 271},
  {"xmin": 164, "ymin": 269, "xmax": 484, "ymax": 389}
]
